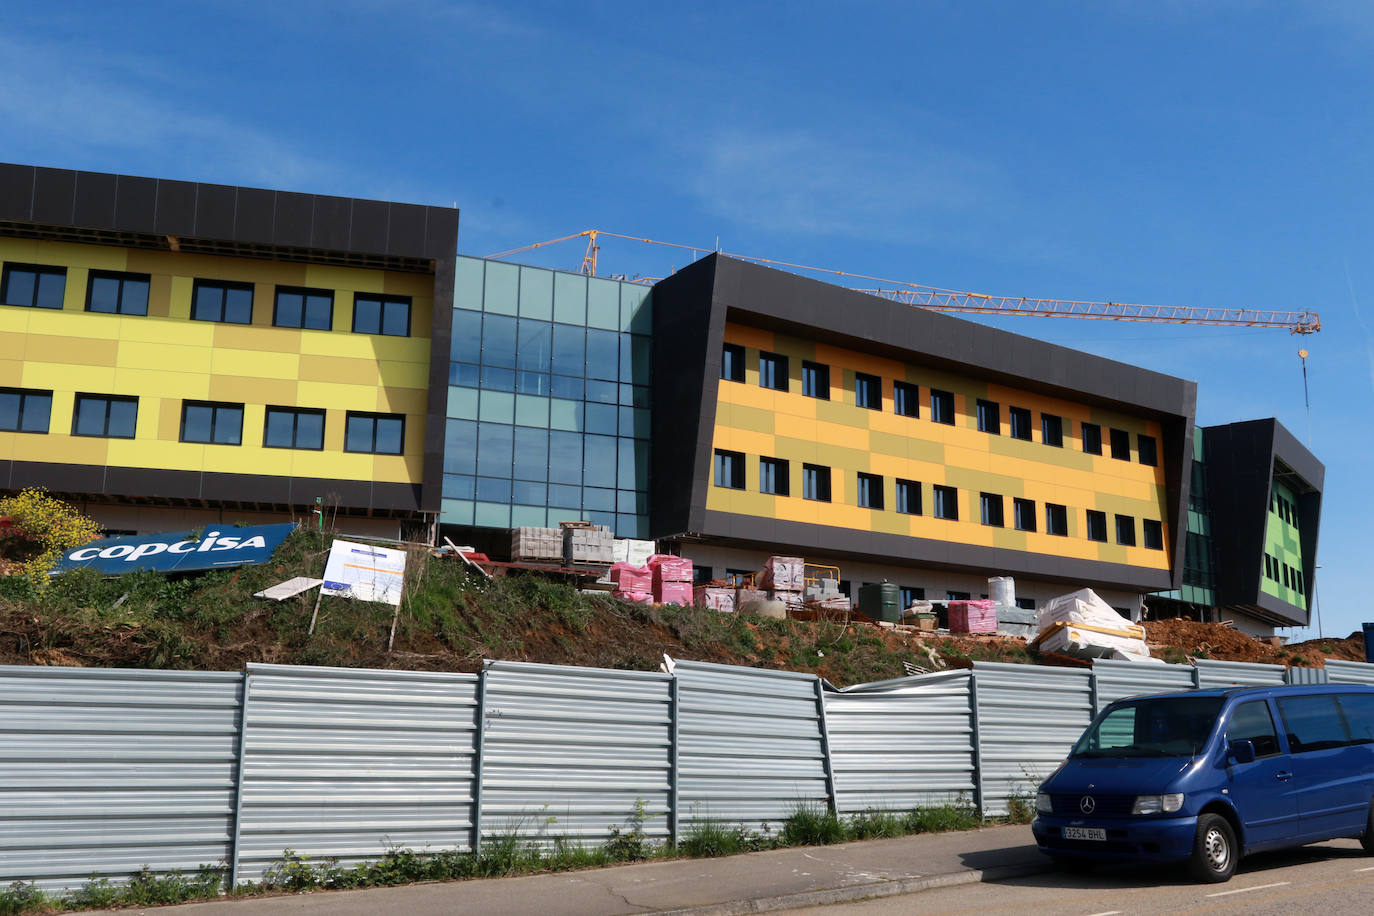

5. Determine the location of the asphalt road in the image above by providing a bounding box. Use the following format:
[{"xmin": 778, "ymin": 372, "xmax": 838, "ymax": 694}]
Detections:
[{"xmin": 776, "ymin": 839, "xmax": 1374, "ymax": 915}]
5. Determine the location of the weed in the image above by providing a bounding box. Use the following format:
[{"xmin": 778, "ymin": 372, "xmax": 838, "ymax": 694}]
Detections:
[
  {"xmin": 603, "ymin": 798, "xmax": 656, "ymax": 861},
  {"xmin": 781, "ymin": 803, "xmax": 846, "ymax": 846},
  {"xmin": 0, "ymin": 882, "xmax": 51, "ymax": 916}
]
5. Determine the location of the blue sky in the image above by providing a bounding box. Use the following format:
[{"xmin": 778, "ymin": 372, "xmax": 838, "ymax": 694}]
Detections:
[{"xmin": 5, "ymin": 1, "xmax": 1371, "ymax": 641}]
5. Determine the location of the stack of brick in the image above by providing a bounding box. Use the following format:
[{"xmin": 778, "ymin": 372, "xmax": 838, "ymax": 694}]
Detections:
[
  {"xmin": 562, "ymin": 524, "xmax": 613, "ymax": 566},
  {"xmin": 694, "ymin": 586, "xmax": 736, "ymax": 613},
  {"xmin": 948, "ymin": 599, "xmax": 997, "ymax": 634},
  {"xmin": 510, "ymin": 526, "xmax": 563, "ymax": 563},
  {"xmin": 610, "ymin": 562, "xmax": 652, "ymax": 604},
  {"xmin": 803, "ymin": 575, "xmax": 850, "ymax": 611},
  {"xmin": 758, "ymin": 555, "xmax": 804, "ymax": 610},
  {"xmin": 648, "ymin": 554, "xmax": 693, "ymax": 606}
]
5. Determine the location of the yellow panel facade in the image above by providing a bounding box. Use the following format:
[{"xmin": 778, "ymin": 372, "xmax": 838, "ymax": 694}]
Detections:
[
  {"xmin": 0, "ymin": 237, "xmax": 432, "ymax": 489},
  {"xmin": 711, "ymin": 322, "xmax": 1172, "ymax": 573}
]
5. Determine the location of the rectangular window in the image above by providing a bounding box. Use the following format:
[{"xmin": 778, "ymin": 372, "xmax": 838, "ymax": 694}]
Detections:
[
  {"xmin": 803, "ymin": 464, "xmax": 832, "ymax": 502},
  {"xmin": 1015, "ymin": 597, "xmax": 1036, "ymax": 610},
  {"xmin": 1009, "ymin": 406, "xmax": 1032, "ymax": 440},
  {"xmin": 353, "ymin": 294, "xmax": 411, "ymax": 336},
  {"xmin": 1115, "ymin": 514, "xmax": 1136, "ymax": 546},
  {"xmin": 1143, "ymin": 518, "xmax": 1164, "ymax": 550},
  {"xmin": 980, "ymin": 492, "xmax": 1004, "ymax": 527},
  {"xmin": 759, "ymin": 456, "xmax": 789, "ymax": 496},
  {"xmin": 1041, "ymin": 413, "xmax": 1063, "ymax": 447},
  {"xmin": 932, "ymin": 484, "xmax": 958, "ymax": 520},
  {"xmin": 1082, "ymin": 422, "xmax": 1102, "ymax": 455},
  {"xmin": 274, "ymin": 286, "xmax": 334, "ymax": 330},
  {"xmin": 1277, "ymin": 695, "xmax": 1350, "ymax": 752},
  {"xmin": 976, "ymin": 399, "xmax": 1000, "ymax": 434},
  {"xmin": 893, "ymin": 381, "xmax": 919, "ymax": 418},
  {"xmin": 180, "ymin": 401, "xmax": 244, "ymax": 445},
  {"xmin": 759, "ymin": 351, "xmax": 788, "ymax": 391},
  {"xmin": 1013, "ymin": 497, "xmax": 1036, "ymax": 532},
  {"xmin": 86, "ymin": 270, "xmax": 150, "ymax": 316},
  {"xmin": 1283, "ymin": 564, "xmax": 1292, "ymax": 589},
  {"xmin": 192, "ymin": 279, "xmax": 254, "ymax": 324},
  {"xmin": 72, "ymin": 394, "xmax": 138, "ymax": 439},
  {"xmin": 930, "ymin": 389, "xmax": 954, "ymax": 424},
  {"xmin": 947, "ymin": 591, "xmax": 971, "ymax": 601},
  {"xmin": 900, "ymin": 586, "xmax": 925, "ymax": 608},
  {"xmin": 896, "ymin": 479, "xmax": 922, "ymax": 515},
  {"xmin": 721, "ymin": 343, "xmax": 745, "ymax": 382},
  {"xmin": 1085, "ymin": 509, "xmax": 1108, "ymax": 542},
  {"xmin": 1045, "ymin": 503, "xmax": 1068, "ymax": 536},
  {"xmin": 344, "ymin": 411, "xmax": 405, "ymax": 454},
  {"xmin": 714, "ymin": 449, "xmax": 745, "ymax": 489},
  {"xmin": 0, "ymin": 387, "xmax": 53, "ymax": 433},
  {"xmin": 855, "ymin": 372, "xmax": 881, "ymax": 410},
  {"xmin": 1138, "ymin": 434, "xmax": 1158, "ymax": 466},
  {"xmin": 1109, "ymin": 427, "xmax": 1131, "ymax": 461},
  {"xmin": 857, "ymin": 472, "xmax": 884, "ymax": 509},
  {"xmin": 264, "ymin": 406, "xmax": 325, "ymax": 450},
  {"xmin": 1, "ymin": 263, "xmax": 66, "ymax": 309},
  {"xmin": 801, "ymin": 360, "xmax": 829, "ymax": 399}
]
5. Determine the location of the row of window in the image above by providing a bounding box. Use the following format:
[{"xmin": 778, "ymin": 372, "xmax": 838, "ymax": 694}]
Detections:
[
  {"xmin": 1263, "ymin": 553, "xmax": 1306, "ymax": 593},
  {"xmin": 721, "ymin": 344, "xmax": 1158, "ymax": 465},
  {"xmin": 1225, "ymin": 693, "xmax": 1374, "ymax": 758},
  {"xmin": 713, "ymin": 449, "xmax": 1164, "ymax": 548},
  {"xmin": 0, "ymin": 387, "xmax": 404, "ymax": 453},
  {"xmin": 1271, "ymin": 491, "xmax": 1301, "ymax": 530},
  {"xmin": 0, "ymin": 262, "xmax": 412, "ymax": 336}
]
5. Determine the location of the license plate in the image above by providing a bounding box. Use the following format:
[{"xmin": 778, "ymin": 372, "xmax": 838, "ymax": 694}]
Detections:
[{"xmin": 1063, "ymin": 826, "xmax": 1106, "ymax": 841}]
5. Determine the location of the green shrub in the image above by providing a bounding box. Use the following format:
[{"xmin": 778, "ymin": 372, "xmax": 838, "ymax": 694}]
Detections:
[{"xmin": 782, "ymin": 803, "xmax": 845, "ymax": 846}]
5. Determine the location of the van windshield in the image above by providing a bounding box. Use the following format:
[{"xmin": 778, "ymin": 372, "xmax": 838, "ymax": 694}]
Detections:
[{"xmin": 1072, "ymin": 695, "xmax": 1226, "ymax": 758}]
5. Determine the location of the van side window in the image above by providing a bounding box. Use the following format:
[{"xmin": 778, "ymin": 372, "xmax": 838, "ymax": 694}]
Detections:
[
  {"xmin": 1337, "ymin": 693, "xmax": 1374, "ymax": 745},
  {"xmin": 1226, "ymin": 700, "xmax": 1280, "ymax": 757},
  {"xmin": 1277, "ymin": 695, "xmax": 1351, "ymax": 752}
]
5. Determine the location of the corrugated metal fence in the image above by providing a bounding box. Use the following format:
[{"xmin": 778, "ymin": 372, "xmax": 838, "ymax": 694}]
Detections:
[{"xmin": 3, "ymin": 653, "xmax": 1373, "ymax": 893}]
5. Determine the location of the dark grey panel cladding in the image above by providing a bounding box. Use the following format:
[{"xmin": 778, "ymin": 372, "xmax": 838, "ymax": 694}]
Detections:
[
  {"xmin": 702, "ymin": 510, "xmax": 1174, "ymax": 592},
  {"xmin": 421, "ymin": 255, "xmax": 456, "ymax": 512},
  {"xmin": 649, "ymin": 256, "xmax": 723, "ymax": 536},
  {"xmin": 0, "ymin": 162, "xmax": 459, "ymax": 260},
  {"xmin": 651, "ymin": 254, "xmax": 1196, "ymax": 584},
  {"xmin": 1202, "ymin": 418, "xmax": 1322, "ymax": 625}
]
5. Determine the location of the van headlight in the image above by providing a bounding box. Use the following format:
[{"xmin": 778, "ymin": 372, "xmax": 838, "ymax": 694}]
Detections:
[
  {"xmin": 1132, "ymin": 793, "xmax": 1184, "ymax": 814},
  {"xmin": 1035, "ymin": 792, "xmax": 1053, "ymax": 814}
]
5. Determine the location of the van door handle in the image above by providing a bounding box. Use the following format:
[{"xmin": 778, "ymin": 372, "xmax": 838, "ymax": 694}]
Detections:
[{"xmin": 1276, "ymin": 771, "xmax": 1293, "ymax": 781}]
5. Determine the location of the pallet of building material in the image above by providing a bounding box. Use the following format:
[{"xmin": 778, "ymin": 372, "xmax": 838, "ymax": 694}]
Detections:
[
  {"xmin": 614, "ymin": 589, "xmax": 653, "ymax": 604},
  {"xmin": 948, "ymin": 599, "xmax": 997, "ymax": 634},
  {"xmin": 769, "ymin": 589, "xmax": 804, "ymax": 612},
  {"xmin": 647, "ymin": 554, "xmax": 693, "ymax": 583},
  {"xmin": 996, "ymin": 605, "xmax": 1037, "ymax": 626},
  {"xmin": 563, "ymin": 525, "xmax": 614, "ymax": 566},
  {"xmin": 510, "ymin": 526, "xmax": 564, "ymax": 562},
  {"xmin": 757, "ymin": 556, "xmax": 804, "ymax": 591},
  {"xmin": 694, "ymin": 586, "xmax": 736, "ymax": 613},
  {"xmin": 655, "ymin": 580, "xmax": 693, "ymax": 607},
  {"xmin": 558, "ymin": 520, "xmax": 594, "ymax": 529},
  {"xmin": 610, "ymin": 562, "xmax": 651, "ymax": 593},
  {"xmin": 612, "ymin": 538, "xmax": 656, "ymax": 567}
]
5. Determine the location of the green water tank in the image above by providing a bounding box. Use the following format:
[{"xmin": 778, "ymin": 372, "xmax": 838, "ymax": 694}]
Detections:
[{"xmin": 859, "ymin": 582, "xmax": 902, "ymax": 623}]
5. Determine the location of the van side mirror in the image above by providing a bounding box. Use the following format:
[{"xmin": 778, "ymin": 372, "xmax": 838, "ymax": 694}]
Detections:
[{"xmin": 1228, "ymin": 739, "xmax": 1256, "ymax": 764}]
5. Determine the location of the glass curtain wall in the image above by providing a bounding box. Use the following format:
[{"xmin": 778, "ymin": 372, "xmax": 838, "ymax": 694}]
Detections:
[{"xmin": 442, "ymin": 256, "xmax": 652, "ymax": 537}]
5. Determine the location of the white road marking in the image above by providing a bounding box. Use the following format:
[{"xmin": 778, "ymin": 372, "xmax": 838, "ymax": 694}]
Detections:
[
  {"xmin": 1356, "ymin": 865, "xmax": 1374, "ymax": 873},
  {"xmin": 1084, "ymin": 910, "xmax": 1122, "ymax": 915},
  {"xmin": 1206, "ymin": 881, "xmax": 1291, "ymax": 897}
]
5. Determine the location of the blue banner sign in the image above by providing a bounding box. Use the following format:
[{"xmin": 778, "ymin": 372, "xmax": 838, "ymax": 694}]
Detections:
[{"xmin": 52, "ymin": 523, "xmax": 298, "ymax": 576}]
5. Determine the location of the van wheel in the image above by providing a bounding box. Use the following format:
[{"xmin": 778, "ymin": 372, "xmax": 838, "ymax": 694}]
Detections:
[
  {"xmin": 1361, "ymin": 804, "xmax": 1374, "ymax": 854},
  {"xmin": 1188, "ymin": 814, "xmax": 1237, "ymax": 883}
]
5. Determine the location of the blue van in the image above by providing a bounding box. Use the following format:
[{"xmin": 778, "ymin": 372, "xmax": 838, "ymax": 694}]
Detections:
[{"xmin": 1031, "ymin": 683, "xmax": 1374, "ymax": 882}]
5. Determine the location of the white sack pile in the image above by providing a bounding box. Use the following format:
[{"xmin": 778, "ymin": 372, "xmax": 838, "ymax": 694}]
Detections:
[{"xmin": 1031, "ymin": 588, "xmax": 1154, "ymax": 660}]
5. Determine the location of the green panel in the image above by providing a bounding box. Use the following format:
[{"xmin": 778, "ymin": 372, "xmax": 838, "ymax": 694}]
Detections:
[
  {"xmin": 621, "ymin": 284, "xmax": 652, "ymax": 334},
  {"xmin": 554, "ymin": 273, "xmax": 587, "ymax": 325},
  {"xmin": 944, "ymin": 469, "xmax": 1027, "ymax": 498},
  {"xmin": 455, "ymin": 256, "xmax": 485, "ymax": 311},
  {"xmin": 549, "ymin": 398, "xmax": 582, "ymax": 431},
  {"xmin": 1262, "ymin": 478, "xmax": 1307, "ymax": 608},
  {"xmin": 587, "ymin": 278, "xmax": 621, "ymax": 329},
  {"xmin": 479, "ymin": 390, "xmax": 515, "ymax": 423},
  {"xmin": 868, "ymin": 430, "xmax": 945, "ymax": 464},
  {"xmin": 474, "ymin": 502, "xmax": 512, "ymax": 528},
  {"xmin": 483, "ymin": 260, "xmax": 519, "ymax": 316},
  {"xmin": 726, "ymin": 403, "xmax": 776, "ymax": 434},
  {"xmin": 446, "ymin": 387, "xmax": 478, "ymax": 420},
  {"xmin": 441, "ymin": 498, "xmax": 475, "ymax": 525},
  {"xmin": 515, "ymin": 394, "xmax": 550, "ymax": 428},
  {"xmin": 518, "ymin": 266, "xmax": 553, "ymax": 320},
  {"xmin": 510, "ymin": 505, "xmax": 548, "ymax": 527}
]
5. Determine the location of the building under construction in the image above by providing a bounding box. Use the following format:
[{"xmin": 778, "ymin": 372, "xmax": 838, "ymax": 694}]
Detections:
[{"xmin": 0, "ymin": 163, "xmax": 1321, "ymax": 634}]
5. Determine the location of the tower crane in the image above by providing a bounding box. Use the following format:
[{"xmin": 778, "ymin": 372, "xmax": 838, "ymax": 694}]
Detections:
[{"xmin": 486, "ymin": 229, "xmax": 1320, "ymax": 334}]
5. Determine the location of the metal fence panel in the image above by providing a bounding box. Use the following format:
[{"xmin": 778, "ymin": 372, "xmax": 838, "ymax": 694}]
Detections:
[
  {"xmin": 972, "ymin": 662, "xmax": 1093, "ymax": 816},
  {"xmin": 825, "ymin": 671, "xmax": 975, "ymax": 815},
  {"xmin": 1284, "ymin": 666, "xmax": 1329, "ymax": 685},
  {"xmin": 479, "ymin": 661, "xmax": 673, "ymax": 848},
  {"xmin": 1092, "ymin": 659, "xmax": 1198, "ymax": 710},
  {"xmin": 234, "ymin": 663, "xmax": 479, "ymax": 883},
  {"xmin": 671, "ymin": 658, "xmax": 830, "ymax": 830},
  {"xmin": 1324, "ymin": 660, "xmax": 1374, "ymax": 685},
  {"xmin": 0, "ymin": 665, "xmax": 243, "ymax": 894},
  {"xmin": 1195, "ymin": 659, "xmax": 1286, "ymax": 689}
]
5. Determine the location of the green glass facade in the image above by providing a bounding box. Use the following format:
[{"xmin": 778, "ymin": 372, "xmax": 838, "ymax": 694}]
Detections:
[
  {"xmin": 1262, "ymin": 479, "xmax": 1307, "ymax": 609},
  {"xmin": 441, "ymin": 257, "xmax": 653, "ymax": 537}
]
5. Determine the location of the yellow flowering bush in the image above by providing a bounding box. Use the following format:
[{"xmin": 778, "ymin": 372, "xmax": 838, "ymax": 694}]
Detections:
[{"xmin": 0, "ymin": 487, "xmax": 103, "ymax": 590}]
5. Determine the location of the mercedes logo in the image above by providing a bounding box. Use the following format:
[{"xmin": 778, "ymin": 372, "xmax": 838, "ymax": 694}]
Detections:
[{"xmin": 1079, "ymin": 795, "xmax": 1096, "ymax": 814}]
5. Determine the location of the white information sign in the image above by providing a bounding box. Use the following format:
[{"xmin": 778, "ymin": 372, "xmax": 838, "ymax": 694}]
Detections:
[{"xmin": 320, "ymin": 540, "xmax": 407, "ymax": 606}]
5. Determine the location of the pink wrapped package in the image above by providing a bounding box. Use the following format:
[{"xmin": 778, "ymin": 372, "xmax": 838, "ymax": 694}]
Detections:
[
  {"xmin": 948, "ymin": 599, "xmax": 997, "ymax": 634},
  {"xmin": 648, "ymin": 554, "xmax": 694, "ymax": 583},
  {"xmin": 655, "ymin": 581, "xmax": 693, "ymax": 607},
  {"xmin": 610, "ymin": 562, "xmax": 651, "ymax": 593},
  {"xmin": 615, "ymin": 590, "xmax": 653, "ymax": 604}
]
